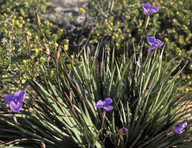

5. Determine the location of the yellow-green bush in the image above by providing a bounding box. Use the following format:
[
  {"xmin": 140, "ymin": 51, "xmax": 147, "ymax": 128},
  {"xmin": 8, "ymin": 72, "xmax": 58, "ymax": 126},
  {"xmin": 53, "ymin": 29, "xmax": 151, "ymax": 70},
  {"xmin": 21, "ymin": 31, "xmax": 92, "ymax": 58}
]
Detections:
[
  {"xmin": 0, "ymin": 0, "xmax": 65, "ymax": 94},
  {"xmin": 88, "ymin": 0, "xmax": 192, "ymax": 84}
]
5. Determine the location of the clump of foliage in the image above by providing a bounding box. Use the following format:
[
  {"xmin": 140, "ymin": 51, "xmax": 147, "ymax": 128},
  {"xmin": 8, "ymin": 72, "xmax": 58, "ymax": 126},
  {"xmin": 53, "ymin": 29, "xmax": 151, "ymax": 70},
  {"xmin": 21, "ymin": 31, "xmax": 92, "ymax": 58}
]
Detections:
[
  {"xmin": 0, "ymin": 2, "xmax": 192, "ymax": 147},
  {"xmin": 1, "ymin": 42, "xmax": 192, "ymax": 147},
  {"xmin": 0, "ymin": 0, "xmax": 66, "ymax": 95},
  {"xmin": 88, "ymin": 0, "xmax": 192, "ymax": 85}
]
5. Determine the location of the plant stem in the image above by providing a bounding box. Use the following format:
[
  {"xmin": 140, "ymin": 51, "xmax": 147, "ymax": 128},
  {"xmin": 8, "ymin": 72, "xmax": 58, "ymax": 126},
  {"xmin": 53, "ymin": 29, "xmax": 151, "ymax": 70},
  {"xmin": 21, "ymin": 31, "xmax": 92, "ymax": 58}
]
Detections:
[
  {"xmin": 77, "ymin": 18, "xmax": 88, "ymax": 53},
  {"xmin": 77, "ymin": 25, "xmax": 95, "ymax": 58},
  {"xmin": 101, "ymin": 111, "xmax": 106, "ymax": 135}
]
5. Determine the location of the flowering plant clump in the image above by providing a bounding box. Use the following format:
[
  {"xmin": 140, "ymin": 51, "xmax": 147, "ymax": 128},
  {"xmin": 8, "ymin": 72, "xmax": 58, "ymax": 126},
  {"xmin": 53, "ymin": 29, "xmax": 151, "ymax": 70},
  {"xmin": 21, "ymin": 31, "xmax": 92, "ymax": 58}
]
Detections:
[
  {"xmin": 0, "ymin": 0, "xmax": 66, "ymax": 96},
  {"xmin": 4, "ymin": 90, "xmax": 25, "ymax": 112},
  {"xmin": 88, "ymin": 0, "xmax": 192, "ymax": 85},
  {"xmin": 0, "ymin": 0, "xmax": 192, "ymax": 148}
]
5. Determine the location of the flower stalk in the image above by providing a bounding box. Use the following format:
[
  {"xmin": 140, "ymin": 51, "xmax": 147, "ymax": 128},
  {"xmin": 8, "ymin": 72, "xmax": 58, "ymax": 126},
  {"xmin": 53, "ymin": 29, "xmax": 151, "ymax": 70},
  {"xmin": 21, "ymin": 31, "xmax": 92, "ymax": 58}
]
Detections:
[
  {"xmin": 78, "ymin": 17, "xmax": 88, "ymax": 52},
  {"xmin": 101, "ymin": 111, "xmax": 106, "ymax": 135},
  {"xmin": 40, "ymin": 141, "xmax": 46, "ymax": 148},
  {"xmin": 25, "ymin": 33, "xmax": 37, "ymax": 73},
  {"xmin": 55, "ymin": 45, "xmax": 60, "ymax": 60},
  {"xmin": 77, "ymin": 24, "xmax": 96, "ymax": 58},
  {"xmin": 35, "ymin": 8, "xmax": 55, "ymax": 55}
]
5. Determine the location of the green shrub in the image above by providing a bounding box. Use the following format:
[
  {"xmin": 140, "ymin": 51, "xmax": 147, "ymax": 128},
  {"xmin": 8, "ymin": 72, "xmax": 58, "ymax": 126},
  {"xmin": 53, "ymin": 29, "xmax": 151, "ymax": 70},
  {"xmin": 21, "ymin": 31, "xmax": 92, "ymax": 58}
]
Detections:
[
  {"xmin": 1, "ymin": 44, "xmax": 192, "ymax": 147},
  {"xmin": 88, "ymin": 0, "xmax": 192, "ymax": 84},
  {"xmin": 0, "ymin": 0, "xmax": 65, "ymax": 95},
  {"xmin": 0, "ymin": 1, "xmax": 192, "ymax": 147}
]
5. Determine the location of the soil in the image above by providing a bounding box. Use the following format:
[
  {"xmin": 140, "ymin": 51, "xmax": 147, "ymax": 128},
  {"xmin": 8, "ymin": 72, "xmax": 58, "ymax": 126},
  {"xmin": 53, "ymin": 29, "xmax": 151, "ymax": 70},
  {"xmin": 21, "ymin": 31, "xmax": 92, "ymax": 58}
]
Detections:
[{"xmin": 40, "ymin": 0, "xmax": 88, "ymax": 25}]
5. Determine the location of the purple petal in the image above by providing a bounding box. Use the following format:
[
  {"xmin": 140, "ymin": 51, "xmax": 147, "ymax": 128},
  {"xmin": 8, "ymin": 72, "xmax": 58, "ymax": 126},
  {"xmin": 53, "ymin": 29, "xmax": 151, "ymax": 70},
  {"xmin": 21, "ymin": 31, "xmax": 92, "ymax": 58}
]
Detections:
[
  {"xmin": 182, "ymin": 122, "xmax": 187, "ymax": 128},
  {"xmin": 175, "ymin": 126, "xmax": 183, "ymax": 133},
  {"xmin": 103, "ymin": 105, "xmax": 113, "ymax": 111},
  {"xmin": 5, "ymin": 94, "xmax": 15, "ymax": 104},
  {"xmin": 142, "ymin": 4, "xmax": 150, "ymax": 15},
  {"xmin": 123, "ymin": 128, "xmax": 128, "ymax": 133},
  {"xmin": 150, "ymin": 6, "xmax": 159, "ymax": 13},
  {"xmin": 95, "ymin": 100, "xmax": 104, "ymax": 108},
  {"xmin": 175, "ymin": 122, "xmax": 187, "ymax": 134},
  {"xmin": 175, "ymin": 127, "xmax": 182, "ymax": 134},
  {"xmin": 155, "ymin": 39, "xmax": 164, "ymax": 47},
  {"xmin": 147, "ymin": 45, "xmax": 156, "ymax": 51},
  {"xmin": 103, "ymin": 98, "xmax": 112, "ymax": 106},
  {"xmin": 144, "ymin": 9, "xmax": 150, "ymax": 15},
  {"xmin": 10, "ymin": 101, "xmax": 23, "ymax": 112},
  {"xmin": 147, "ymin": 37, "xmax": 156, "ymax": 45},
  {"xmin": 57, "ymin": 45, "xmax": 60, "ymax": 52},
  {"xmin": 142, "ymin": 4, "xmax": 150, "ymax": 9},
  {"xmin": 40, "ymin": 141, "xmax": 44, "ymax": 145},
  {"xmin": 14, "ymin": 90, "xmax": 26, "ymax": 102}
]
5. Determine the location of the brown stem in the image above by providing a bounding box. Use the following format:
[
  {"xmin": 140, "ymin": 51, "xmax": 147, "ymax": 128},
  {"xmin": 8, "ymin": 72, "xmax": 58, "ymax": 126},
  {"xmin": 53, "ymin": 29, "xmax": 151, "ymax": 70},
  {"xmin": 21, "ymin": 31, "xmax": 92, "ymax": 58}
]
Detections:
[
  {"xmin": 25, "ymin": 38, "xmax": 39, "ymax": 76},
  {"xmin": 38, "ymin": 26, "xmax": 55, "ymax": 55},
  {"xmin": 4, "ymin": 138, "xmax": 41, "ymax": 146},
  {"xmin": 94, "ymin": 0, "xmax": 115, "ymax": 62},
  {"xmin": 56, "ymin": 59, "xmax": 65, "ymax": 101},
  {"xmin": 76, "ymin": 25, "xmax": 95, "ymax": 58},
  {"xmin": 0, "ymin": 140, "xmax": 5, "ymax": 144},
  {"xmin": 135, "ymin": 15, "xmax": 150, "ymax": 52},
  {"xmin": 78, "ymin": 18, "xmax": 88, "ymax": 52},
  {"xmin": 94, "ymin": 31, "xmax": 106, "ymax": 61},
  {"xmin": 101, "ymin": 111, "xmax": 106, "ymax": 135},
  {"xmin": 64, "ymin": 91, "xmax": 78, "ymax": 118}
]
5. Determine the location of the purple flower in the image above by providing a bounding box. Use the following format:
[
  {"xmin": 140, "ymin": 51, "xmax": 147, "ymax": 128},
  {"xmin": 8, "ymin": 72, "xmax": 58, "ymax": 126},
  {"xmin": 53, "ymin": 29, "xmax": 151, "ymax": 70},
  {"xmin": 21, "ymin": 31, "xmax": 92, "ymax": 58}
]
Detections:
[
  {"xmin": 93, "ymin": 23, "xmax": 97, "ymax": 27},
  {"xmin": 57, "ymin": 45, "xmax": 60, "ymax": 52},
  {"xmin": 175, "ymin": 122, "xmax": 187, "ymax": 134},
  {"xmin": 5, "ymin": 90, "xmax": 25, "ymax": 112},
  {"xmin": 119, "ymin": 128, "xmax": 128, "ymax": 135},
  {"xmin": 142, "ymin": 4, "xmax": 159, "ymax": 15},
  {"xmin": 147, "ymin": 83, "xmax": 151, "ymax": 89},
  {"xmin": 123, "ymin": 128, "xmax": 128, "ymax": 133},
  {"xmin": 147, "ymin": 37, "xmax": 164, "ymax": 51},
  {"xmin": 95, "ymin": 98, "xmax": 113, "ymax": 111}
]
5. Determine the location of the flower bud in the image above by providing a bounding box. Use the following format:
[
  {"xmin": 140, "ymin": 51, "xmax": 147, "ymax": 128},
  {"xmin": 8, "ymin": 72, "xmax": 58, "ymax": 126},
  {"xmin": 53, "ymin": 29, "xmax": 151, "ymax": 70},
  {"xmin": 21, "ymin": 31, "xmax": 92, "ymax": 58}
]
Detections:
[
  {"xmin": 119, "ymin": 128, "xmax": 128, "ymax": 135},
  {"xmin": 25, "ymin": 33, "xmax": 29, "ymax": 44},
  {"xmin": 35, "ymin": 11, "xmax": 41, "ymax": 26},
  {"xmin": 106, "ymin": 47, "xmax": 110, "ymax": 52},
  {"xmin": 70, "ymin": 55, "xmax": 74, "ymax": 60},
  {"xmin": 55, "ymin": 45, "xmax": 60, "ymax": 60},
  {"xmin": 40, "ymin": 141, "xmax": 46, "ymax": 148},
  {"xmin": 64, "ymin": 44, "xmax": 69, "ymax": 51}
]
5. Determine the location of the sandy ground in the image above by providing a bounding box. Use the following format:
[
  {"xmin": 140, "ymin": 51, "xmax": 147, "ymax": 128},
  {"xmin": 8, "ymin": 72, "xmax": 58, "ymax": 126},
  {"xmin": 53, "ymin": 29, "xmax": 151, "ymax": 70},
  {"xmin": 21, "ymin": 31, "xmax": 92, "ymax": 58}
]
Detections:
[{"xmin": 40, "ymin": 0, "xmax": 88, "ymax": 25}]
